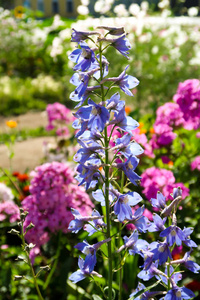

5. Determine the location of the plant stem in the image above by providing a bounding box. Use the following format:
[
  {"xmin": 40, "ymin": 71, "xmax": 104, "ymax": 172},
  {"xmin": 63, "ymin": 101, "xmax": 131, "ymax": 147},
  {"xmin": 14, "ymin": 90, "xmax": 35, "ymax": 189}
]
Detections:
[
  {"xmin": 20, "ymin": 222, "xmax": 44, "ymax": 300},
  {"xmin": 99, "ymin": 41, "xmax": 112, "ymax": 300}
]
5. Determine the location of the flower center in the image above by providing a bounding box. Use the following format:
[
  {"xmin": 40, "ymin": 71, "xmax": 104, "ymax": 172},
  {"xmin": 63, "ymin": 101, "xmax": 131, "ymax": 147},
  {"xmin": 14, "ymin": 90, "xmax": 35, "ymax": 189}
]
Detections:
[
  {"xmin": 171, "ymin": 229, "xmax": 176, "ymax": 236},
  {"xmin": 92, "ymin": 106, "xmax": 98, "ymax": 116},
  {"xmin": 123, "ymin": 195, "xmax": 129, "ymax": 204},
  {"xmin": 175, "ymin": 290, "xmax": 182, "ymax": 297},
  {"xmin": 128, "ymin": 161, "xmax": 133, "ymax": 169},
  {"xmin": 158, "ymin": 245, "xmax": 165, "ymax": 252},
  {"xmin": 82, "ymin": 48, "xmax": 91, "ymax": 60}
]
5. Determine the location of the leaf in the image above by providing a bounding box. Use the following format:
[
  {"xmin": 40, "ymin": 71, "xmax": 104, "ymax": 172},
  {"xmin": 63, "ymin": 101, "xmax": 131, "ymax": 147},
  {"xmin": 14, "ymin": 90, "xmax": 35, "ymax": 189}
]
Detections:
[
  {"xmin": 128, "ymin": 280, "xmax": 161, "ymax": 300},
  {"xmin": 92, "ymin": 295, "xmax": 103, "ymax": 300}
]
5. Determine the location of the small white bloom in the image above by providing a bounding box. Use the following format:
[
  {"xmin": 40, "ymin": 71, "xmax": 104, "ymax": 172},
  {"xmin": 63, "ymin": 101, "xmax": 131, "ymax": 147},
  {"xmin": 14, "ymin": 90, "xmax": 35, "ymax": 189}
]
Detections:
[
  {"xmin": 77, "ymin": 5, "xmax": 89, "ymax": 15},
  {"xmin": 114, "ymin": 4, "xmax": 129, "ymax": 17},
  {"xmin": 141, "ymin": 1, "xmax": 149, "ymax": 11},
  {"xmin": 81, "ymin": 0, "xmax": 89, "ymax": 6},
  {"xmin": 188, "ymin": 7, "xmax": 198, "ymax": 17},
  {"xmin": 0, "ymin": 183, "xmax": 14, "ymax": 203},
  {"xmin": 129, "ymin": 3, "xmax": 140, "ymax": 16}
]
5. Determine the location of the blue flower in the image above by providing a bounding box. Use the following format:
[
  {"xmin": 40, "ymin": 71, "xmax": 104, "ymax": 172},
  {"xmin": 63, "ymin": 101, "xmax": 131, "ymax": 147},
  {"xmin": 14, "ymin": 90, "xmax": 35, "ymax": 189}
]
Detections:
[
  {"xmin": 117, "ymin": 155, "xmax": 141, "ymax": 185},
  {"xmin": 137, "ymin": 262, "xmax": 159, "ymax": 281},
  {"xmin": 87, "ymin": 99, "xmax": 110, "ymax": 133},
  {"xmin": 84, "ymin": 209, "xmax": 106, "ymax": 236},
  {"xmin": 113, "ymin": 190, "xmax": 142, "ymax": 222},
  {"xmin": 111, "ymin": 107, "xmax": 139, "ymax": 133},
  {"xmin": 69, "ymin": 41, "xmax": 96, "ymax": 72},
  {"xmin": 68, "ymin": 208, "xmax": 104, "ymax": 233},
  {"xmin": 129, "ymin": 282, "xmax": 163, "ymax": 300},
  {"xmin": 172, "ymin": 251, "xmax": 200, "ymax": 274},
  {"xmin": 159, "ymin": 266, "xmax": 182, "ymax": 286},
  {"xmin": 101, "ymin": 66, "xmax": 139, "ymax": 96},
  {"xmin": 117, "ymin": 230, "xmax": 139, "ymax": 253},
  {"xmin": 92, "ymin": 184, "xmax": 116, "ymax": 206},
  {"xmin": 160, "ymin": 225, "xmax": 185, "ymax": 247},
  {"xmin": 148, "ymin": 213, "xmax": 167, "ymax": 232},
  {"xmin": 70, "ymin": 67, "xmax": 99, "ymax": 98},
  {"xmin": 182, "ymin": 227, "xmax": 198, "ymax": 248},
  {"xmin": 115, "ymin": 133, "xmax": 144, "ymax": 158},
  {"xmin": 111, "ymin": 34, "xmax": 131, "ymax": 58},
  {"xmin": 131, "ymin": 206, "xmax": 151, "ymax": 233},
  {"xmin": 106, "ymin": 92, "xmax": 125, "ymax": 112},
  {"xmin": 74, "ymin": 139, "xmax": 104, "ymax": 164},
  {"xmin": 69, "ymin": 256, "xmax": 102, "ymax": 283},
  {"xmin": 152, "ymin": 241, "xmax": 172, "ymax": 265},
  {"xmin": 75, "ymin": 158, "xmax": 102, "ymax": 190},
  {"xmin": 151, "ymin": 191, "xmax": 166, "ymax": 210},
  {"xmin": 71, "ymin": 28, "xmax": 99, "ymax": 42},
  {"xmin": 164, "ymin": 286, "xmax": 195, "ymax": 300}
]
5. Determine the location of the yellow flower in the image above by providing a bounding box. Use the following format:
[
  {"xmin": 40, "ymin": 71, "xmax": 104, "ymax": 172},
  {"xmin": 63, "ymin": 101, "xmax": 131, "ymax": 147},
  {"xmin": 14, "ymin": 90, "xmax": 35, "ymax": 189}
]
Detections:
[
  {"xmin": 6, "ymin": 120, "xmax": 18, "ymax": 128},
  {"xmin": 14, "ymin": 6, "xmax": 24, "ymax": 19}
]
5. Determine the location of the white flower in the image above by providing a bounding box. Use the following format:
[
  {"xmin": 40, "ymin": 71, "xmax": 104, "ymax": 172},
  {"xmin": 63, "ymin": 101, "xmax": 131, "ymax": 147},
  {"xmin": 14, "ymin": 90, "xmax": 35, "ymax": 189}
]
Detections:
[
  {"xmin": 81, "ymin": 0, "xmax": 89, "ymax": 5},
  {"xmin": 77, "ymin": 5, "xmax": 89, "ymax": 15},
  {"xmin": 188, "ymin": 7, "xmax": 199, "ymax": 17},
  {"xmin": 94, "ymin": 0, "xmax": 111, "ymax": 14},
  {"xmin": 114, "ymin": 4, "xmax": 128, "ymax": 17},
  {"xmin": 0, "ymin": 183, "xmax": 14, "ymax": 203},
  {"xmin": 141, "ymin": 1, "xmax": 149, "ymax": 12},
  {"xmin": 129, "ymin": 3, "xmax": 140, "ymax": 16}
]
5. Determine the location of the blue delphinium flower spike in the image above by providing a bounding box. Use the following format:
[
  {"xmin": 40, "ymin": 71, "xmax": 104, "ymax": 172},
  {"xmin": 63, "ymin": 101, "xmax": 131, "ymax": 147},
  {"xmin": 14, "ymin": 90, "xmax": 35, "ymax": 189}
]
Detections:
[{"xmin": 101, "ymin": 66, "xmax": 139, "ymax": 96}]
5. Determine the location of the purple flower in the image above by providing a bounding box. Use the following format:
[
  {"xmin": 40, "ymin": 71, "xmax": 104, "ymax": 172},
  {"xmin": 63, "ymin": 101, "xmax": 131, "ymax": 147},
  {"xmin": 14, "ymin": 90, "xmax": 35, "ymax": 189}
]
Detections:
[
  {"xmin": 68, "ymin": 208, "xmax": 103, "ymax": 233},
  {"xmin": 87, "ymin": 99, "xmax": 110, "ymax": 132},
  {"xmin": 111, "ymin": 107, "xmax": 139, "ymax": 133},
  {"xmin": 68, "ymin": 41, "xmax": 96, "ymax": 72},
  {"xmin": 117, "ymin": 155, "xmax": 141, "ymax": 185},
  {"xmin": 115, "ymin": 133, "xmax": 144, "ymax": 158},
  {"xmin": 84, "ymin": 209, "xmax": 106, "ymax": 236},
  {"xmin": 111, "ymin": 34, "xmax": 131, "ymax": 58},
  {"xmin": 69, "ymin": 256, "xmax": 102, "ymax": 283},
  {"xmin": 106, "ymin": 92, "xmax": 125, "ymax": 112},
  {"xmin": 129, "ymin": 282, "xmax": 163, "ymax": 300},
  {"xmin": 97, "ymin": 26, "xmax": 125, "ymax": 36},
  {"xmin": 74, "ymin": 139, "xmax": 104, "ymax": 164},
  {"xmin": 172, "ymin": 251, "xmax": 200, "ymax": 274},
  {"xmin": 160, "ymin": 225, "xmax": 185, "ymax": 247},
  {"xmin": 152, "ymin": 241, "xmax": 172, "ymax": 265},
  {"xmin": 148, "ymin": 213, "xmax": 166, "ymax": 232},
  {"xmin": 71, "ymin": 28, "xmax": 99, "ymax": 42},
  {"xmin": 131, "ymin": 206, "xmax": 151, "ymax": 233},
  {"xmin": 113, "ymin": 190, "xmax": 142, "ymax": 222},
  {"xmin": 151, "ymin": 192, "xmax": 166, "ymax": 210},
  {"xmin": 101, "ymin": 66, "xmax": 139, "ymax": 96},
  {"xmin": 164, "ymin": 286, "xmax": 195, "ymax": 300},
  {"xmin": 117, "ymin": 230, "xmax": 139, "ymax": 253}
]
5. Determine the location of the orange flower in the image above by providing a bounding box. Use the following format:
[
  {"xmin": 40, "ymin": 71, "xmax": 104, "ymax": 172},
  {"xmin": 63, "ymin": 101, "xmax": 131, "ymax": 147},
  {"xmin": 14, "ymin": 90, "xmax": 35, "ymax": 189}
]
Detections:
[
  {"xmin": 17, "ymin": 173, "xmax": 29, "ymax": 182},
  {"xmin": 23, "ymin": 185, "xmax": 29, "ymax": 193},
  {"xmin": 138, "ymin": 122, "xmax": 147, "ymax": 134},
  {"xmin": 125, "ymin": 106, "xmax": 131, "ymax": 115},
  {"xmin": 168, "ymin": 161, "xmax": 174, "ymax": 167},
  {"xmin": 6, "ymin": 120, "xmax": 17, "ymax": 128},
  {"xmin": 149, "ymin": 127, "xmax": 155, "ymax": 134}
]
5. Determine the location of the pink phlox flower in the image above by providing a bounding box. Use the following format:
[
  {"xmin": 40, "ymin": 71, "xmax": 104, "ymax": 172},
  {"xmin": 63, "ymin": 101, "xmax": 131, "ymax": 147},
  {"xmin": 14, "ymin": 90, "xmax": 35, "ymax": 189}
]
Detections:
[{"xmin": 191, "ymin": 156, "xmax": 200, "ymax": 171}]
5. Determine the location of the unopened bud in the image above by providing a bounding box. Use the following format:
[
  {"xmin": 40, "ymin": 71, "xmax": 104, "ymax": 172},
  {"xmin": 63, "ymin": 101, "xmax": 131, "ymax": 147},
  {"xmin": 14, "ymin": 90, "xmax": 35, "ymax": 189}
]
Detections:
[
  {"xmin": 40, "ymin": 265, "xmax": 50, "ymax": 271},
  {"xmin": 14, "ymin": 275, "xmax": 23, "ymax": 281},
  {"xmin": 26, "ymin": 222, "xmax": 35, "ymax": 231},
  {"xmin": 8, "ymin": 229, "xmax": 20, "ymax": 236}
]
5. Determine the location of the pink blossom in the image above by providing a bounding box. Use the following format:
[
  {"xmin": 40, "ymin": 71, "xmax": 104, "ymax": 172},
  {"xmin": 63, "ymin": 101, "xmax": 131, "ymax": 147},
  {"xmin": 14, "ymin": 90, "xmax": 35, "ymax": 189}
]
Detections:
[
  {"xmin": 173, "ymin": 79, "xmax": 200, "ymax": 130},
  {"xmin": 149, "ymin": 124, "xmax": 176, "ymax": 150},
  {"xmin": 155, "ymin": 102, "xmax": 185, "ymax": 128},
  {"xmin": 141, "ymin": 167, "xmax": 189, "ymax": 201},
  {"xmin": 191, "ymin": 156, "xmax": 200, "ymax": 171},
  {"xmin": 0, "ymin": 201, "xmax": 20, "ymax": 223},
  {"xmin": 46, "ymin": 102, "xmax": 74, "ymax": 136},
  {"xmin": 22, "ymin": 162, "xmax": 94, "ymax": 254}
]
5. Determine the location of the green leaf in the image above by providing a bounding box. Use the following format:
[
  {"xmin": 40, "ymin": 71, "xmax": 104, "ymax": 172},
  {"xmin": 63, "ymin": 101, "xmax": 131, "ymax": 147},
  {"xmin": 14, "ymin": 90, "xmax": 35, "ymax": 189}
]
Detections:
[
  {"xmin": 92, "ymin": 295, "xmax": 103, "ymax": 300},
  {"xmin": 128, "ymin": 280, "xmax": 161, "ymax": 300}
]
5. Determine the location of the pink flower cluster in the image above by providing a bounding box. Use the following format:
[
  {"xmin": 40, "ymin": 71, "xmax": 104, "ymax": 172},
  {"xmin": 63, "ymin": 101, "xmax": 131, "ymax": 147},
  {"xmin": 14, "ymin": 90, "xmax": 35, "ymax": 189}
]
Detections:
[
  {"xmin": 141, "ymin": 167, "xmax": 189, "ymax": 201},
  {"xmin": 0, "ymin": 182, "xmax": 20, "ymax": 223},
  {"xmin": 149, "ymin": 79, "xmax": 200, "ymax": 150},
  {"xmin": 191, "ymin": 156, "xmax": 200, "ymax": 171},
  {"xmin": 46, "ymin": 102, "xmax": 74, "ymax": 136},
  {"xmin": 22, "ymin": 162, "xmax": 94, "ymax": 255},
  {"xmin": 173, "ymin": 79, "xmax": 200, "ymax": 130}
]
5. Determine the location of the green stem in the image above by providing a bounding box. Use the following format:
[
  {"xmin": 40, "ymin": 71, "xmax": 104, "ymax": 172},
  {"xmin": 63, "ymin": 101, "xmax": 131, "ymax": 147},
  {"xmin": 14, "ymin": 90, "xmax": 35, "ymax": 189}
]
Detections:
[
  {"xmin": 99, "ymin": 41, "xmax": 113, "ymax": 300},
  {"xmin": 118, "ymin": 171, "xmax": 125, "ymax": 300},
  {"xmin": 43, "ymin": 231, "xmax": 62, "ymax": 290},
  {"xmin": 20, "ymin": 222, "xmax": 44, "ymax": 300}
]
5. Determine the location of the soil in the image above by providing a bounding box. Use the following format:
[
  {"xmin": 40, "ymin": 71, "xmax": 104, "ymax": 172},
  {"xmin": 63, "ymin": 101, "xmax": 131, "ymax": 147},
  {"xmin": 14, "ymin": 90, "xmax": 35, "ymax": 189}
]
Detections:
[{"xmin": 0, "ymin": 111, "xmax": 55, "ymax": 173}]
